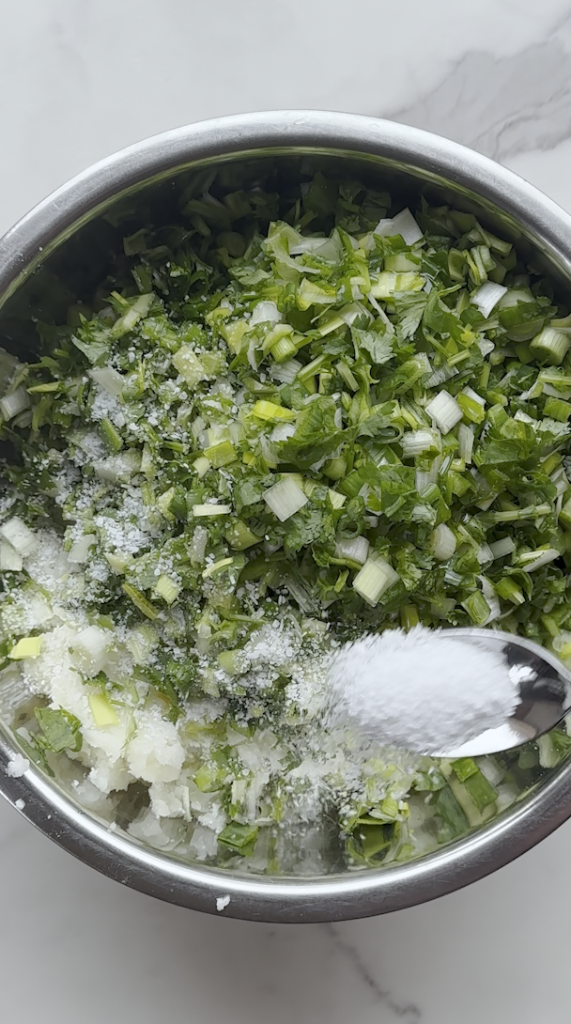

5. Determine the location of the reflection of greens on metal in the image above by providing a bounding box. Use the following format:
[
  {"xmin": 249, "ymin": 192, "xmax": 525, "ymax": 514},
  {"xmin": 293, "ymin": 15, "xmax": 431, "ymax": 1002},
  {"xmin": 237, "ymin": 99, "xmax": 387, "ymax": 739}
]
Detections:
[{"xmin": 35, "ymin": 707, "xmax": 83, "ymax": 753}]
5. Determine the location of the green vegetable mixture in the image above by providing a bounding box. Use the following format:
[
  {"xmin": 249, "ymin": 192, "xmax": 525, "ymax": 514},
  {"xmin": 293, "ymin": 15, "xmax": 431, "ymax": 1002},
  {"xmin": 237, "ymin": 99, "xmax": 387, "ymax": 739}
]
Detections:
[{"xmin": 1, "ymin": 173, "xmax": 571, "ymax": 872}]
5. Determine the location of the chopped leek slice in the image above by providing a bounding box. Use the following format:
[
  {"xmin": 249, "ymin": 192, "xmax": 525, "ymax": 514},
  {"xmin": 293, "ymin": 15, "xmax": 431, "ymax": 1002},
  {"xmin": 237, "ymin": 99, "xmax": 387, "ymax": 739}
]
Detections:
[
  {"xmin": 264, "ymin": 477, "xmax": 308, "ymax": 521},
  {"xmin": 8, "ymin": 636, "xmax": 43, "ymax": 660},
  {"xmin": 89, "ymin": 692, "xmax": 119, "ymax": 727},
  {"xmin": 425, "ymin": 391, "xmax": 462, "ymax": 434},
  {"xmin": 353, "ymin": 556, "xmax": 399, "ymax": 606}
]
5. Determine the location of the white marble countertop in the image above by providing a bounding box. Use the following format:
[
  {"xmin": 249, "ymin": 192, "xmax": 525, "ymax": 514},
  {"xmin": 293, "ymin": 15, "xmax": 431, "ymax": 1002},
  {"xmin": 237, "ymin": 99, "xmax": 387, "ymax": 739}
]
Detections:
[{"xmin": 2, "ymin": 2, "xmax": 571, "ymax": 1021}]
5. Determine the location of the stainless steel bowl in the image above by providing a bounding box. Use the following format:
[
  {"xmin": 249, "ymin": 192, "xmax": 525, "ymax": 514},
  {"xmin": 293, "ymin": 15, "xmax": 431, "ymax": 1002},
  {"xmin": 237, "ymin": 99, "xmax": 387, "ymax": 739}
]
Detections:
[{"xmin": 2, "ymin": 110, "xmax": 571, "ymax": 923}]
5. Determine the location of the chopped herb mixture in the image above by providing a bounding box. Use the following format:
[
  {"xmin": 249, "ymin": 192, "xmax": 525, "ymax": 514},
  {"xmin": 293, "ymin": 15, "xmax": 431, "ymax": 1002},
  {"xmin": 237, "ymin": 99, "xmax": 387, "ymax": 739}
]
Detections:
[{"xmin": 1, "ymin": 173, "xmax": 571, "ymax": 872}]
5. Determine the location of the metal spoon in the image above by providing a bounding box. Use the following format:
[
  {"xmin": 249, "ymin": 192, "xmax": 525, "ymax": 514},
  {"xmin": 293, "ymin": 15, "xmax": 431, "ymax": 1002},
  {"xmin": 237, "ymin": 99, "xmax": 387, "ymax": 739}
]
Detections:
[{"xmin": 434, "ymin": 627, "xmax": 571, "ymax": 759}]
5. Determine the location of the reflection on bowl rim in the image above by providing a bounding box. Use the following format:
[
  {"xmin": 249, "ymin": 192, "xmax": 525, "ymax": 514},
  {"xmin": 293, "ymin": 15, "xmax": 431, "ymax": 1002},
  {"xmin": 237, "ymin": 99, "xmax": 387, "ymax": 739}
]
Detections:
[{"xmin": 2, "ymin": 110, "xmax": 571, "ymax": 923}]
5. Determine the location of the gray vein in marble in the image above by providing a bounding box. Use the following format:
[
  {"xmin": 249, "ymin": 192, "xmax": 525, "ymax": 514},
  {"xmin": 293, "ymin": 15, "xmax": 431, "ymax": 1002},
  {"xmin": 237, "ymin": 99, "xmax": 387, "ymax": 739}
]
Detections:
[
  {"xmin": 388, "ymin": 27, "xmax": 571, "ymax": 161},
  {"xmin": 323, "ymin": 924, "xmax": 421, "ymax": 1022}
]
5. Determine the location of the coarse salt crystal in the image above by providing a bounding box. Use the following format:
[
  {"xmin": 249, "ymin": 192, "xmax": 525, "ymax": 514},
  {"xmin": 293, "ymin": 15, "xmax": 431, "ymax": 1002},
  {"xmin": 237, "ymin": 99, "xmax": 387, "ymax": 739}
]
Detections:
[
  {"xmin": 216, "ymin": 894, "xmax": 231, "ymax": 912},
  {"xmin": 5, "ymin": 754, "xmax": 30, "ymax": 778}
]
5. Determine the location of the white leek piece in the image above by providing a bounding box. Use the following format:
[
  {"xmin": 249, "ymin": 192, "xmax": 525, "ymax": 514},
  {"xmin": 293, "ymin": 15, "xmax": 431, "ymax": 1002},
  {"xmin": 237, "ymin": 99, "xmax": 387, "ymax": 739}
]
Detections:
[
  {"xmin": 93, "ymin": 451, "xmax": 141, "ymax": 483},
  {"xmin": 478, "ymin": 340, "xmax": 495, "ymax": 358},
  {"xmin": 264, "ymin": 477, "xmax": 308, "ymax": 522},
  {"xmin": 369, "ymin": 271, "xmax": 424, "ymax": 299},
  {"xmin": 68, "ymin": 534, "xmax": 96, "ymax": 563},
  {"xmin": 192, "ymin": 504, "xmax": 232, "ymax": 517},
  {"xmin": 71, "ymin": 626, "xmax": 110, "ymax": 677},
  {"xmin": 374, "ymin": 208, "xmax": 423, "ymax": 245},
  {"xmin": 478, "ymin": 575, "xmax": 501, "ymax": 624},
  {"xmin": 458, "ymin": 423, "xmax": 475, "ymax": 464},
  {"xmin": 517, "ymin": 548, "xmax": 560, "ymax": 571},
  {"xmin": 8, "ymin": 636, "xmax": 43, "ymax": 660},
  {"xmin": 328, "ymin": 489, "xmax": 346, "ymax": 510},
  {"xmin": 489, "ymin": 537, "xmax": 515, "ymax": 559},
  {"xmin": 271, "ymin": 359, "xmax": 302, "ymax": 384},
  {"xmin": 0, "ymin": 540, "xmax": 22, "ymax": 571},
  {"xmin": 425, "ymin": 391, "xmax": 463, "ymax": 434},
  {"xmin": 471, "ymin": 282, "xmax": 507, "ymax": 318},
  {"xmin": 89, "ymin": 366, "xmax": 124, "ymax": 397},
  {"xmin": 154, "ymin": 575, "xmax": 181, "ymax": 604},
  {"xmin": 335, "ymin": 536, "xmax": 370, "ymax": 565},
  {"xmin": 89, "ymin": 692, "xmax": 119, "ymax": 727},
  {"xmin": 401, "ymin": 429, "xmax": 441, "ymax": 458},
  {"xmin": 172, "ymin": 345, "xmax": 208, "ymax": 385},
  {"xmin": 530, "ymin": 327, "xmax": 571, "ymax": 365},
  {"xmin": 0, "ymin": 516, "xmax": 38, "ymax": 557},
  {"xmin": 250, "ymin": 300, "xmax": 282, "ymax": 325},
  {"xmin": 270, "ymin": 422, "xmax": 297, "ymax": 443},
  {"xmin": 189, "ymin": 526, "xmax": 208, "ymax": 565},
  {"xmin": 415, "ymin": 455, "xmax": 442, "ymax": 495},
  {"xmin": 352, "ymin": 556, "xmax": 399, "ymax": 606},
  {"xmin": 476, "ymin": 543, "xmax": 493, "ymax": 564},
  {"xmin": 431, "ymin": 524, "xmax": 456, "ymax": 561},
  {"xmin": 0, "ymin": 387, "xmax": 30, "ymax": 421}
]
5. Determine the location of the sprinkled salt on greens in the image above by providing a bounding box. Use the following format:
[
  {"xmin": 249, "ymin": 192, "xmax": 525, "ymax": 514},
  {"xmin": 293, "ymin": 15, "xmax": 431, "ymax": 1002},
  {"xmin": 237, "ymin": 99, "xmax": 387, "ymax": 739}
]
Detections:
[{"xmin": 1, "ymin": 172, "xmax": 571, "ymax": 872}]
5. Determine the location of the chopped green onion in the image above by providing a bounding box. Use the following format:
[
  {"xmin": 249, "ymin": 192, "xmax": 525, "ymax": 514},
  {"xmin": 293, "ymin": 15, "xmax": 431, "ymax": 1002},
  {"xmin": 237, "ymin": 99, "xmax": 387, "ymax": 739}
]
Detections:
[
  {"xmin": 461, "ymin": 590, "xmax": 491, "ymax": 625},
  {"xmin": 251, "ymin": 400, "xmax": 296, "ymax": 422},
  {"xmin": 456, "ymin": 388, "xmax": 486, "ymax": 424},
  {"xmin": 193, "ymin": 456, "xmax": 211, "ymax": 478},
  {"xmin": 516, "ymin": 547, "xmax": 560, "ymax": 571},
  {"xmin": 264, "ymin": 477, "xmax": 308, "ymax": 521},
  {"xmin": 457, "ymin": 424, "xmax": 474, "ymax": 464},
  {"xmin": 495, "ymin": 578, "xmax": 525, "ymax": 605},
  {"xmin": 191, "ymin": 504, "xmax": 232, "ymax": 517},
  {"xmin": 375, "ymin": 208, "xmax": 423, "ymax": 244},
  {"xmin": 369, "ymin": 271, "xmax": 424, "ymax": 299},
  {"xmin": 122, "ymin": 583, "xmax": 160, "ymax": 619},
  {"xmin": 225, "ymin": 521, "xmax": 261, "ymax": 550},
  {"xmin": 400, "ymin": 605, "xmax": 420, "ymax": 629},
  {"xmin": 202, "ymin": 557, "xmax": 236, "ymax": 580},
  {"xmin": 99, "ymin": 417, "xmax": 123, "ymax": 452},
  {"xmin": 218, "ymin": 822, "xmax": 258, "ymax": 852},
  {"xmin": 530, "ymin": 327, "xmax": 571, "ymax": 364},
  {"xmin": 401, "ymin": 429, "xmax": 440, "ymax": 458},
  {"xmin": 8, "ymin": 636, "xmax": 43, "ymax": 660},
  {"xmin": 154, "ymin": 575, "xmax": 181, "ymax": 604},
  {"xmin": 335, "ymin": 536, "xmax": 370, "ymax": 565},
  {"xmin": 323, "ymin": 456, "xmax": 348, "ymax": 481},
  {"xmin": 35, "ymin": 708, "xmax": 82, "ymax": 752},
  {"xmin": 425, "ymin": 391, "xmax": 463, "ymax": 434},
  {"xmin": 172, "ymin": 344, "xmax": 208, "ymax": 385},
  {"xmin": 431, "ymin": 523, "xmax": 456, "ymax": 561},
  {"xmin": 89, "ymin": 365, "xmax": 124, "ymax": 397},
  {"xmin": 0, "ymin": 540, "xmax": 22, "ymax": 571},
  {"xmin": 0, "ymin": 387, "xmax": 30, "ymax": 421},
  {"xmin": 271, "ymin": 358, "xmax": 302, "ymax": 384},
  {"xmin": 89, "ymin": 692, "xmax": 119, "ymax": 727},
  {"xmin": 488, "ymin": 537, "xmax": 514, "ymax": 559},
  {"xmin": 559, "ymin": 496, "xmax": 571, "ymax": 529},
  {"xmin": 204, "ymin": 441, "xmax": 237, "ymax": 467},
  {"xmin": 471, "ymin": 282, "xmax": 507, "ymax": 318},
  {"xmin": 328, "ymin": 488, "xmax": 347, "ymax": 510},
  {"xmin": 352, "ymin": 555, "xmax": 399, "ymax": 606},
  {"xmin": 0, "ymin": 517, "xmax": 37, "ymax": 557},
  {"xmin": 543, "ymin": 396, "xmax": 571, "ymax": 421},
  {"xmin": 110, "ymin": 292, "xmax": 153, "ymax": 338}
]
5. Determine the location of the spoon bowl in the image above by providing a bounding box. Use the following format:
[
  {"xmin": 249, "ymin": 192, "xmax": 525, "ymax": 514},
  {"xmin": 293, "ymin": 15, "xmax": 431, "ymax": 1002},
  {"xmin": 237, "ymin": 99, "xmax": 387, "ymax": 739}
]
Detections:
[{"xmin": 434, "ymin": 628, "xmax": 571, "ymax": 758}]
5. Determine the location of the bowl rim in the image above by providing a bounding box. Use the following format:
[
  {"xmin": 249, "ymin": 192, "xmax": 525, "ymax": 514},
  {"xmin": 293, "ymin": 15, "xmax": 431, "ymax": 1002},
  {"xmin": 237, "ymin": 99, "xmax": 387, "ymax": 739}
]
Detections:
[{"xmin": 2, "ymin": 109, "xmax": 571, "ymax": 922}]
